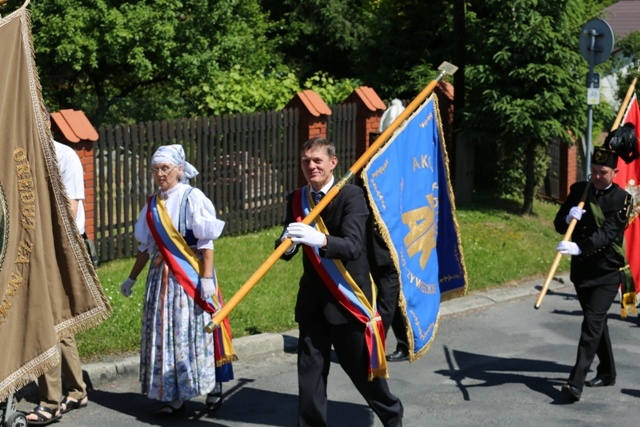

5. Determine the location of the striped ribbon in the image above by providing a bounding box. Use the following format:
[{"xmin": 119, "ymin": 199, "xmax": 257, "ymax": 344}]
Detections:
[{"xmin": 294, "ymin": 186, "xmax": 388, "ymax": 380}]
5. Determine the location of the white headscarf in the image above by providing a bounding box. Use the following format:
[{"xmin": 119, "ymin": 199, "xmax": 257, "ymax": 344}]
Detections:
[{"xmin": 151, "ymin": 144, "xmax": 198, "ymax": 183}]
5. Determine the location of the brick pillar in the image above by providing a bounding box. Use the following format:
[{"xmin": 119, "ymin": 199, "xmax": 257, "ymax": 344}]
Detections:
[
  {"xmin": 75, "ymin": 142, "xmax": 96, "ymax": 240},
  {"xmin": 285, "ymin": 90, "xmax": 331, "ymax": 187},
  {"xmin": 344, "ymin": 86, "xmax": 386, "ymax": 158},
  {"xmin": 559, "ymin": 143, "xmax": 578, "ymax": 202}
]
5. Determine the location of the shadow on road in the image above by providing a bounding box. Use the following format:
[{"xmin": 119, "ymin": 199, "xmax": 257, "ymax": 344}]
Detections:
[
  {"xmin": 84, "ymin": 376, "xmax": 373, "ymax": 427},
  {"xmin": 434, "ymin": 345, "xmax": 577, "ymax": 405}
]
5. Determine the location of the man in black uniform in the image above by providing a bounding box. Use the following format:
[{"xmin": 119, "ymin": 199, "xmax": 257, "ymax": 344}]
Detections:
[
  {"xmin": 278, "ymin": 137, "xmax": 403, "ymax": 427},
  {"xmin": 554, "ymin": 145, "xmax": 634, "ymax": 402}
]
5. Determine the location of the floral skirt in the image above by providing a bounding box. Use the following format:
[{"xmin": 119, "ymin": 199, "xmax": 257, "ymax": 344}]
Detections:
[{"xmin": 140, "ymin": 264, "xmax": 216, "ymax": 401}]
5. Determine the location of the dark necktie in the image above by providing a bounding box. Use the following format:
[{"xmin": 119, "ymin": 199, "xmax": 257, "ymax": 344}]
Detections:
[{"xmin": 313, "ymin": 191, "xmax": 324, "ymax": 204}]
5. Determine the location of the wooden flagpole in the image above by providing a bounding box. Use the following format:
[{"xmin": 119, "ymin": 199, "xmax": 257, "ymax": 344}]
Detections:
[
  {"xmin": 205, "ymin": 62, "xmax": 459, "ymax": 332},
  {"xmin": 534, "ymin": 76, "xmax": 638, "ymax": 309}
]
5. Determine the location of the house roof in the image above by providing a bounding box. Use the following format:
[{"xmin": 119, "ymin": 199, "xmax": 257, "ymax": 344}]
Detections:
[
  {"xmin": 602, "ymin": 0, "xmax": 640, "ymax": 41},
  {"xmin": 50, "ymin": 109, "xmax": 99, "ymax": 143}
]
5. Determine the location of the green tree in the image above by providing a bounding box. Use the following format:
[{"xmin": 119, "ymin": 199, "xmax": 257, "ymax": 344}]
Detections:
[
  {"xmin": 20, "ymin": 0, "xmax": 280, "ymax": 124},
  {"xmin": 612, "ymin": 31, "xmax": 640, "ymax": 104},
  {"xmin": 263, "ymin": 0, "xmax": 372, "ymax": 81},
  {"xmin": 357, "ymin": 0, "xmax": 454, "ymax": 99},
  {"xmin": 463, "ymin": 0, "xmax": 611, "ymax": 214}
]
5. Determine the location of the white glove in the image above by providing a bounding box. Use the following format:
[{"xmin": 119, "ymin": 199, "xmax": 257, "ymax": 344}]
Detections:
[
  {"xmin": 565, "ymin": 206, "xmax": 586, "ymax": 224},
  {"xmin": 286, "ymin": 222, "xmax": 326, "ymax": 248},
  {"xmin": 280, "ymin": 229, "xmax": 298, "ymax": 254},
  {"xmin": 120, "ymin": 277, "xmax": 136, "ymax": 297},
  {"xmin": 556, "ymin": 241, "xmax": 581, "ymax": 256},
  {"xmin": 201, "ymin": 277, "xmax": 216, "ymax": 300}
]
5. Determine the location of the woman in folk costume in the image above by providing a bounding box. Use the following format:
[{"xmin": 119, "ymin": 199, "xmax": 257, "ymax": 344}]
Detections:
[{"xmin": 120, "ymin": 144, "xmax": 236, "ymax": 417}]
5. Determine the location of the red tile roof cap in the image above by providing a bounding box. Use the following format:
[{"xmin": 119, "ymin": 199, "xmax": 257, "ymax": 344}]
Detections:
[
  {"xmin": 297, "ymin": 90, "xmax": 332, "ymax": 117},
  {"xmin": 51, "ymin": 109, "xmax": 98, "ymax": 143},
  {"xmin": 353, "ymin": 86, "xmax": 386, "ymax": 111}
]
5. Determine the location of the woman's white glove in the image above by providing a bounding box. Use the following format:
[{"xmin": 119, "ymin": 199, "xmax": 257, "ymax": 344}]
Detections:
[
  {"xmin": 565, "ymin": 206, "xmax": 586, "ymax": 224},
  {"xmin": 286, "ymin": 222, "xmax": 326, "ymax": 248},
  {"xmin": 556, "ymin": 241, "xmax": 581, "ymax": 256},
  {"xmin": 120, "ymin": 277, "xmax": 136, "ymax": 297},
  {"xmin": 201, "ymin": 277, "xmax": 216, "ymax": 300}
]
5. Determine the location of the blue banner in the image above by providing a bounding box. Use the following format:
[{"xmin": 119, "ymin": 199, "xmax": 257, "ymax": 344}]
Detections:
[{"xmin": 363, "ymin": 94, "xmax": 467, "ymax": 359}]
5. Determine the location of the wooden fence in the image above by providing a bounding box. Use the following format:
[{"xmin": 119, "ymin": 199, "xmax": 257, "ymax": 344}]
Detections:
[{"xmin": 94, "ymin": 105, "xmax": 359, "ymax": 262}]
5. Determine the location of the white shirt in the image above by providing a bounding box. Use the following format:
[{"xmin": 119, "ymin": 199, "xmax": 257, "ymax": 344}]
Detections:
[
  {"xmin": 54, "ymin": 141, "xmax": 85, "ymax": 234},
  {"xmin": 134, "ymin": 183, "xmax": 225, "ymax": 253}
]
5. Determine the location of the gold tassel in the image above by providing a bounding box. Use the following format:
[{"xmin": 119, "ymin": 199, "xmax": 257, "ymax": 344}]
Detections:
[{"xmin": 621, "ymin": 291, "xmax": 638, "ymax": 319}]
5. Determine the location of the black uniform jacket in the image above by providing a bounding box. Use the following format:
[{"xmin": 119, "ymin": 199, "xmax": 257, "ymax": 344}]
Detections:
[
  {"xmin": 554, "ymin": 181, "xmax": 632, "ymax": 287},
  {"xmin": 278, "ymin": 183, "xmax": 372, "ymax": 325}
]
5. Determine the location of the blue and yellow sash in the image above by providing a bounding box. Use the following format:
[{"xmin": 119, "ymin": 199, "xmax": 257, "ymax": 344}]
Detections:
[
  {"xmin": 293, "ymin": 186, "xmax": 388, "ymax": 380},
  {"xmin": 146, "ymin": 193, "xmax": 237, "ymax": 370}
]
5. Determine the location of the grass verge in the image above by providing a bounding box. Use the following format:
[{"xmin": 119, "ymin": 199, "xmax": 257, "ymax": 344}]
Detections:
[{"xmin": 77, "ymin": 193, "xmax": 569, "ymax": 360}]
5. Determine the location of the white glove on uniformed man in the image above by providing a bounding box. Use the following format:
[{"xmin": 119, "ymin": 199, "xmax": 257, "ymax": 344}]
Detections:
[
  {"xmin": 280, "ymin": 228, "xmax": 298, "ymax": 254},
  {"xmin": 565, "ymin": 206, "xmax": 586, "ymax": 224},
  {"xmin": 201, "ymin": 277, "xmax": 216, "ymax": 300},
  {"xmin": 120, "ymin": 277, "xmax": 136, "ymax": 297},
  {"xmin": 286, "ymin": 222, "xmax": 326, "ymax": 248},
  {"xmin": 556, "ymin": 241, "xmax": 581, "ymax": 256}
]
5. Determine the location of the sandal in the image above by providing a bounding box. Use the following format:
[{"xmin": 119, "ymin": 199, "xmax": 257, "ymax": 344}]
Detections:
[
  {"xmin": 60, "ymin": 395, "xmax": 88, "ymax": 414},
  {"xmin": 206, "ymin": 382, "xmax": 223, "ymax": 412},
  {"xmin": 26, "ymin": 405, "xmax": 62, "ymax": 426},
  {"xmin": 153, "ymin": 402, "xmax": 186, "ymax": 418}
]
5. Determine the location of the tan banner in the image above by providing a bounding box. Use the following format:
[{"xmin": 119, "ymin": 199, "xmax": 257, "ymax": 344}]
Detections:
[{"xmin": 0, "ymin": 1, "xmax": 111, "ymax": 402}]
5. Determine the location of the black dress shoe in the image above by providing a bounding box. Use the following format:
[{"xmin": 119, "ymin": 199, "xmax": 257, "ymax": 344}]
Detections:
[
  {"xmin": 386, "ymin": 349, "xmax": 409, "ymax": 362},
  {"xmin": 586, "ymin": 377, "xmax": 616, "ymax": 387},
  {"xmin": 561, "ymin": 383, "xmax": 581, "ymax": 402}
]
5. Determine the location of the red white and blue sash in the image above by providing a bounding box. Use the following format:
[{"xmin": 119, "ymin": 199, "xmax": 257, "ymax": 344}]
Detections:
[
  {"xmin": 293, "ymin": 186, "xmax": 388, "ymax": 380},
  {"xmin": 146, "ymin": 192, "xmax": 238, "ymax": 369}
]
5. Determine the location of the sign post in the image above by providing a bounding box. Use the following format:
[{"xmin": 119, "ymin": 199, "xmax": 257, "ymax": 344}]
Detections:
[{"xmin": 579, "ymin": 18, "xmax": 614, "ymax": 177}]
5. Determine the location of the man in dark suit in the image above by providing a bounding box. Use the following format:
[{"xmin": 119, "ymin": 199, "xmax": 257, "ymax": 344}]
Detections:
[
  {"xmin": 554, "ymin": 145, "xmax": 634, "ymax": 402},
  {"xmin": 367, "ymin": 212, "xmax": 409, "ymax": 362},
  {"xmin": 278, "ymin": 137, "xmax": 403, "ymax": 427}
]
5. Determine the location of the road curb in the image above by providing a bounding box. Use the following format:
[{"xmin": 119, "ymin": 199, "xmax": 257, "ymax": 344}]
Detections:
[{"xmin": 83, "ymin": 274, "xmax": 570, "ymax": 385}]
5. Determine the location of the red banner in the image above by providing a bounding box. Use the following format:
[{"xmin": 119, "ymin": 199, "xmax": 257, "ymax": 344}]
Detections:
[{"xmin": 615, "ymin": 94, "xmax": 640, "ymax": 293}]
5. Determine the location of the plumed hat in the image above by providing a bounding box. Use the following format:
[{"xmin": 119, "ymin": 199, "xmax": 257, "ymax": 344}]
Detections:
[{"xmin": 602, "ymin": 122, "xmax": 640, "ymax": 165}]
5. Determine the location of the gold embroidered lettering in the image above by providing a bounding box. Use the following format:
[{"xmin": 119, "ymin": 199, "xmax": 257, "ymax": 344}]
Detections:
[
  {"xmin": 0, "ymin": 274, "xmax": 24, "ymax": 324},
  {"xmin": 14, "ymin": 148, "xmax": 37, "ymax": 230},
  {"xmin": 15, "ymin": 240, "xmax": 33, "ymax": 264},
  {"xmin": 20, "ymin": 191, "xmax": 35, "ymax": 204},
  {"xmin": 17, "ymin": 177, "xmax": 34, "ymax": 192},
  {"xmin": 15, "ymin": 162, "xmax": 30, "ymax": 176},
  {"xmin": 0, "ymin": 301, "xmax": 9, "ymax": 319}
]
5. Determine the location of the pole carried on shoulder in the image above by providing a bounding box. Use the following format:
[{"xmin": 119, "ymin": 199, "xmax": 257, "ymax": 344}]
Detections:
[
  {"xmin": 205, "ymin": 61, "xmax": 458, "ymax": 333},
  {"xmin": 534, "ymin": 76, "xmax": 638, "ymax": 309}
]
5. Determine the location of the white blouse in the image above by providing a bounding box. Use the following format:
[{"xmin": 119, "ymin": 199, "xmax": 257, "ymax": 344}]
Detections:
[{"xmin": 134, "ymin": 183, "xmax": 225, "ymax": 253}]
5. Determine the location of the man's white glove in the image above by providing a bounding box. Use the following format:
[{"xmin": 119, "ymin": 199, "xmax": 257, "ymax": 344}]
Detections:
[
  {"xmin": 565, "ymin": 206, "xmax": 586, "ymax": 224},
  {"xmin": 120, "ymin": 277, "xmax": 136, "ymax": 297},
  {"xmin": 286, "ymin": 222, "xmax": 326, "ymax": 248},
  {"xmin": 556, "ymin": 241, "xmax": 581, "ymax": 256},
  {"xmin": 201, "ymin": 277, "xmax": 216, "ymax": 300},
  {"xmin": 280, "ymin": 229, "xmax": 298, "ymax": 254}
]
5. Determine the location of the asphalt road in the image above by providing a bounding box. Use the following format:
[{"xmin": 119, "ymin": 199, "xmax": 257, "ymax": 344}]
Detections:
[{"xmin": 11, "ymin": 273, "xmax": 640, "ymax": 427}]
